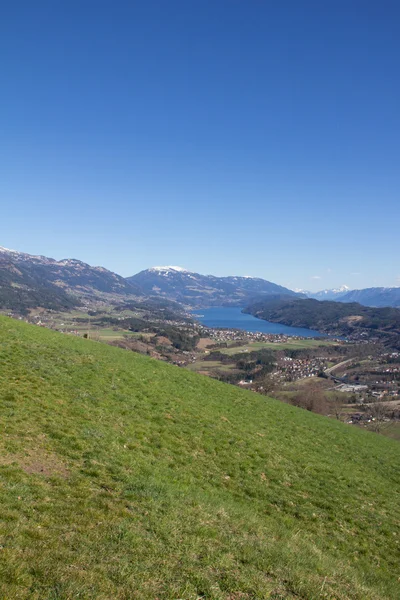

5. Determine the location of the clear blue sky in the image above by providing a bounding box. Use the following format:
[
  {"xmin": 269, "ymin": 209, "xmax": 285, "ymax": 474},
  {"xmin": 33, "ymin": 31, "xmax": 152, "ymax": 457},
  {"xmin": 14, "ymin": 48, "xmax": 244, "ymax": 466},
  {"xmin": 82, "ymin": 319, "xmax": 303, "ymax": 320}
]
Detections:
[{"xmin": 1, "ymin": 1, "xmax": 399, "ymax": 291}]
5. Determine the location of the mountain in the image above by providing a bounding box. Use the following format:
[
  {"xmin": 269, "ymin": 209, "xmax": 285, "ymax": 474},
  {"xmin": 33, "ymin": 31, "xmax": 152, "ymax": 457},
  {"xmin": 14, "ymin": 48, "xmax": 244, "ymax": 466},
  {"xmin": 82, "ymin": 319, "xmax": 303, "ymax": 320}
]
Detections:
[
  {"xmin": 244, "ymin": 295, "xmax": 400, "ymax": 347},
  {"xmin": 0, "ymin": 251, "xmax": 80, "ymax": 313},
  {"xmin": 0, "ymin": 246, "xmax": 141, "ymax": 313},
  {"xmin": 339, "ymin": 287, "xmax": 400, "ymax": 308},
  {"xmin": 127, "ymin": 266, "xmax": 298, "ymax": 307},
  {"xmin": 1, "ymin": 314, "xmax": 399, "ymax": 598}
]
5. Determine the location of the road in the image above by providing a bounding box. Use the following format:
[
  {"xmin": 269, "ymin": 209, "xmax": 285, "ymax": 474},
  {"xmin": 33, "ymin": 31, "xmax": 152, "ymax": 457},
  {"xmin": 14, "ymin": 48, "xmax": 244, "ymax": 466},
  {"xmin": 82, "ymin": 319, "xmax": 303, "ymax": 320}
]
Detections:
[{"xmin": 324, "ymin": 358, "xmax": 355, "ymax": 376}]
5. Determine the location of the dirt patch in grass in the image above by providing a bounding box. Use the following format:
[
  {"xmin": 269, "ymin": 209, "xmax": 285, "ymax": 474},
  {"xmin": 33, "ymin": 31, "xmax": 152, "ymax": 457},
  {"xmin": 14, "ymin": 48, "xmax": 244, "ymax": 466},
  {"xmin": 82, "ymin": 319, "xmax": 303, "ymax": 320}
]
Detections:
[
  {"xmin": 197, "ymin": 337, "xmax": 215, "ymax": 349},
  {"xmin": 0, "ymin": 449, "xmax": 69, "ymax": 478}
]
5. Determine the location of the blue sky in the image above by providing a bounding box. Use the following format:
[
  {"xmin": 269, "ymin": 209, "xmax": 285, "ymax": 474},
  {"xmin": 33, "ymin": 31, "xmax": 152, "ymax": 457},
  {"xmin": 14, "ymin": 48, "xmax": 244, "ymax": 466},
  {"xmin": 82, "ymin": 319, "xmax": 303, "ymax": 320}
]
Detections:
[{"xmin": 1, "ymin": 1, "xmax": 399, "ymax": 291}]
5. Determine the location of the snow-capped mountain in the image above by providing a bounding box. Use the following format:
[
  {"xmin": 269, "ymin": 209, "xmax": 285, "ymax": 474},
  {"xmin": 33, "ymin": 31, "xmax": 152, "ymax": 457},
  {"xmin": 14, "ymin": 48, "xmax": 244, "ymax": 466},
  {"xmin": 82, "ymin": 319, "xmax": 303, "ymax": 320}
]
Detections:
[
  {"xmin": 4, "ymin": 245, "xmax": 398, "ymax": 314},
  {"xmin": 307, "ymin": 285, "xmax": 351, "ymax": 301},
  {"xmin": 149, "ymin": 266, "xmax": 189, "ymax": 274},
  {"xmin": 127, "ymin": 267, "xmax": 298, "ymax": 307}
]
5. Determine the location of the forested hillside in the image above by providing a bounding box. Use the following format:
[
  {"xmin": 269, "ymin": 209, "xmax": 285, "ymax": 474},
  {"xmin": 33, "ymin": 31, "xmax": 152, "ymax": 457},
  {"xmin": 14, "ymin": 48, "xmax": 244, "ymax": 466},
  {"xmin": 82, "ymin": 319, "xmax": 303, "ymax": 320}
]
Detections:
[{"xmin": 245, "ymin": 296, "xmax": 400, "ymax": 346}]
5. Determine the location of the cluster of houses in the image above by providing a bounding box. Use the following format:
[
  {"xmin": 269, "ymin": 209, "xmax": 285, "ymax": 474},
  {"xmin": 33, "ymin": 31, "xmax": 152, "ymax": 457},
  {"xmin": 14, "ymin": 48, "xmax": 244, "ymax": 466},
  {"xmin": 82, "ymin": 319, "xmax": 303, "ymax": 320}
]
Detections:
[
  {"xmin": 273, "ymin": 356, "xmax": 327, "ymax": 382},
  {"xmin": 197, "ymin": 325, "xmax": 314, "ymax": 347}
]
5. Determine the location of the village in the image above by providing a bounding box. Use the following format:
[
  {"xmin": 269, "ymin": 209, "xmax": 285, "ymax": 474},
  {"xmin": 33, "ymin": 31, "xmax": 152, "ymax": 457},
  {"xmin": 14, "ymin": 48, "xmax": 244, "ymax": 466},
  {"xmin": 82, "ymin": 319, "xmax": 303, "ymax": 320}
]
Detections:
[{"xmin": 194, "ymin": 323, "xmax": 342, "ymax": 347}]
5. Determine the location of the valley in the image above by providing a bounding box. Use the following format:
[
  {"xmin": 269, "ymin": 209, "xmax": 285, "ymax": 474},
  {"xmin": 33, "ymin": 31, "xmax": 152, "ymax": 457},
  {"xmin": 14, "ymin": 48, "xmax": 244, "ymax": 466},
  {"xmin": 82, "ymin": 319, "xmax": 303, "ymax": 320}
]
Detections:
[
  {"xmin": 12, "ymin": 299, "xmax": 400, "ymax": 439},
  {"xmin": 2, "ymin": 246, "xmax": 400, "ymax": 437}
]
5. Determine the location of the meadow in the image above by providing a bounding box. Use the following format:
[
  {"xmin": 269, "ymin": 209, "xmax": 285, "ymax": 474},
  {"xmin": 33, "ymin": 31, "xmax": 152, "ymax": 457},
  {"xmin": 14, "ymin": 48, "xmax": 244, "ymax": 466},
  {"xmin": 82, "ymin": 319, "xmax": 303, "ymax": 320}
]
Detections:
[
  {"xmin": 216, "ymin": 339, "xmax": 338, "ymax": 355},
  {"xmin": 186, "ymin": 360, "xmax": 236, "ymax": 373},
  {"xmin": 0, "ymin": 316, "xmax": 399, "ymax": 599}
]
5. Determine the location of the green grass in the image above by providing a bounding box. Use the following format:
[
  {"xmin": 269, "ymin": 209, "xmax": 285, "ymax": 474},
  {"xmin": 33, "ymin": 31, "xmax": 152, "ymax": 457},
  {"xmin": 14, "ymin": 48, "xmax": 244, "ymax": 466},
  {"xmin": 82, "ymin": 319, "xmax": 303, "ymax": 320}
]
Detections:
[
  {"xmin": 0, "ymin": 316, "xmax": 399, "ymax": 599},
  {"xmin": 91, "ymin": 328, "xmax": 139, "ymax": 341},
  {"xmin": 218, "ymin": 339, "xmax": 338, "ymax": 355}
]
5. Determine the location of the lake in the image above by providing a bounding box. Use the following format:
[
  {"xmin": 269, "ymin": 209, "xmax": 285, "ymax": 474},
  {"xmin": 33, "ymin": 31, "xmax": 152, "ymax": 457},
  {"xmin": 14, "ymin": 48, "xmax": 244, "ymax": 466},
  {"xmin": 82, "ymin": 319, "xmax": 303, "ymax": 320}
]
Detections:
[{"xmin": 193, "ymin": 306, "xmax": 324, "ymax": 338}]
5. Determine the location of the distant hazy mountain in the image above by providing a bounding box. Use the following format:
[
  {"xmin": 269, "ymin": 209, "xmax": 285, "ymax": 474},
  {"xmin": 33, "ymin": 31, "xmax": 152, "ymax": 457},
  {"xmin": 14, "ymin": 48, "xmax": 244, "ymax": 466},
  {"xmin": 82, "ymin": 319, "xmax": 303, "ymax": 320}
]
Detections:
[
  {"xmin": 339, "ymin": 287, "xmax": 400, "ymax": 308},
  {"xmin": 0, "ymin": 246, "xmax": 140, "ymax": 312},
  {"xmin": 127, "ymin": 266, "xmax": 298, "ymax": 307},
  {"xmin": 305, "ymin": 284, "xmax": 400, "ymax": 308}
]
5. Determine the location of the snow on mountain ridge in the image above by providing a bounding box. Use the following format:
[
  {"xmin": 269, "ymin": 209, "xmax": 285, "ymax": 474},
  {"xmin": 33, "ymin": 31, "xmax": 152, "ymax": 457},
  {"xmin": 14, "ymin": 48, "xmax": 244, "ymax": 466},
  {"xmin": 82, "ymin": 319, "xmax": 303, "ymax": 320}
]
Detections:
[
  {"xmin": 150, "ymin": 266, "xmax": 189, "ymax": 273},
  {"xmin": 318, "ymin": 285, "xmax": 350, "ymax": 295},
  {"xmin": 0, "ymin": 246, "xmax": 56, "ymax": 263},
  {"xmin": 0, "ymin": 246, "xmax": 19, "ymax": 254}
]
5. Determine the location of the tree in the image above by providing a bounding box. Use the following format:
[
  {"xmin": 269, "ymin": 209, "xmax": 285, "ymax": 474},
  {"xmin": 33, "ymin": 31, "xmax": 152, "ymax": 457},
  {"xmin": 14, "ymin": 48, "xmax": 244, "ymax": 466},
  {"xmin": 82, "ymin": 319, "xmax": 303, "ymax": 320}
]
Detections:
[
  {"xmin": 291, "ymin": 383, "xmax": 329, "ymax": 415},
  {"xmin": 328, "ymin": 392, "xmax": 346, "ymax": 420},
  {"xmin": 367, "ymin": 401, "xmax": 396, "ymax": 433},
  {"xmin": 252, "ymin": 374, "xmax": 276, "ymax": 395}
]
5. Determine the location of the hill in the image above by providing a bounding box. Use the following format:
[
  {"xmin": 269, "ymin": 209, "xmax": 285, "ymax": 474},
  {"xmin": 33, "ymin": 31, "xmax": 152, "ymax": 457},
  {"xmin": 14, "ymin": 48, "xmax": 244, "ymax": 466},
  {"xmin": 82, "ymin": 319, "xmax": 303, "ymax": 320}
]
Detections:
[
  {"xmin": 0, "ymin": 246, "xmax": 141, "ymax": 313},
  {"xmin": 127, "ymin": 266, "xmax": 298, "ymax": 307},
  {"xmin": 0, "ymin": 316, "xmax": 399, "ymax": 599},
  {"xmin": 245, "ymin": 296, "xmax": 400, "ymax": 345}
]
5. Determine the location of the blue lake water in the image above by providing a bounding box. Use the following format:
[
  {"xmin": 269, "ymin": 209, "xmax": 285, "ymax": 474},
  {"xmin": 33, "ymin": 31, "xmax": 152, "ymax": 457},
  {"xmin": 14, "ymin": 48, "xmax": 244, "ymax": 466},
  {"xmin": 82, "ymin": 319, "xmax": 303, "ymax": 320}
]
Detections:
[{"xmin": 193, "ymin": 306, "xmax": 324, "ymax": 338}]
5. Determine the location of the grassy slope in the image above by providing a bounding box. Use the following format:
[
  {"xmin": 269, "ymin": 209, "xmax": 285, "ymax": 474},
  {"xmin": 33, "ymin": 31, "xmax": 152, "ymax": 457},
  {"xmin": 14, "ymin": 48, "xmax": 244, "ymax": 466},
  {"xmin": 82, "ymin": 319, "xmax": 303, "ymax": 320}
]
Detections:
[{"xmin": 0, "ymin": 316, "xmax": 399, "ymax": 600}]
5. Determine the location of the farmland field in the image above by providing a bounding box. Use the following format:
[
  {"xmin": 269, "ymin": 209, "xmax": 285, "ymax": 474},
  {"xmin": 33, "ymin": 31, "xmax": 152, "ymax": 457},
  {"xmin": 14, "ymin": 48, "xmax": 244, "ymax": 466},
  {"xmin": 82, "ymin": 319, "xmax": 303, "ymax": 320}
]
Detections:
[{"xmin": 216, "ymin": 338, "xmax": 339, "ymax": 355}]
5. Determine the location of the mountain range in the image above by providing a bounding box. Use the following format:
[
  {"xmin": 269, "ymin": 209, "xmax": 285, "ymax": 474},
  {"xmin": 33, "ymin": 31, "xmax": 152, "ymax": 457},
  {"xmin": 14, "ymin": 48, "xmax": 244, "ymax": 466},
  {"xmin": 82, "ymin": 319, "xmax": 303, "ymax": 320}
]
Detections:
[
  {"xmin": 304, "ymin": 285, "xmax": 400, "ymax": 308},
  {"xmin": 127, "ymin": 266, "xmax": 297, "ymax": 307},
  {"xmin": 0, "ymin": 250, "xmax": 298, "ymax": 313},
  {"xmin": 337, "ymin": 287, "xmax": 400, "ymax": 308},
  {"xmin": 1, "ymin": 245, "xmax": 399, "ymax": 313}
]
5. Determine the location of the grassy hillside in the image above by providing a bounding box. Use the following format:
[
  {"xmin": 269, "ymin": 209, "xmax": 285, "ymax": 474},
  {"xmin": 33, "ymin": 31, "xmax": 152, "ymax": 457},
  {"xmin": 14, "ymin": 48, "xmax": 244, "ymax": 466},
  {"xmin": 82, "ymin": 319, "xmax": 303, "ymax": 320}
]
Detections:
[{"xmin": 0, "ymin": 316, "xmax": 399, "ymax": 599}]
